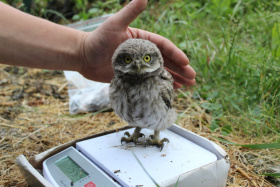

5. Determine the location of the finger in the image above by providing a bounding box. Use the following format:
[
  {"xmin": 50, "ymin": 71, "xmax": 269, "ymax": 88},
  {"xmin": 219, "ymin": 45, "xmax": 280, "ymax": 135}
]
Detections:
[
  {"xmin": 104, "ymin": 0, "xmax": 147, "ymax": 31},
  {"xmin": 173, "ymin": 82, "xmax": 182, "ymax": 89},
  {"xmin": 133, "ymin": 28, "xmax": 189, "ymax": 66},
  {"xmin": 166, "ymin": 68, "xmax": 196, "ymax": 87},
  {"xmin": 163, "ymin": 55, "xmax": 196, "ymax": 80}
]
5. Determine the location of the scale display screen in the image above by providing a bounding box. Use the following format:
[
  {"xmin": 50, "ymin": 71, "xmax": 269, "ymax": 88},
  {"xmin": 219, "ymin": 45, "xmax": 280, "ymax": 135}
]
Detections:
[
  {"xmin": 43, "ymin": 146, "xmax": 119, "ymax": 187},
  {"xmin": 55, "ymin": 156, "xmax": 88, "ymax": 183}
]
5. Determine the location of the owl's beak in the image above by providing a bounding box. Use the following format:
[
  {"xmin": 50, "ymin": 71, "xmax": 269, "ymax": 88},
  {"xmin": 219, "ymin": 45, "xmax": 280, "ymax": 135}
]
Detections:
[
  {"xmin": 137, "ymin": 64, "xmax": 141, "ymax": 72},
  {"xmin": 134, "ymin": 61, "xmax": 141, "ymax": 72}
]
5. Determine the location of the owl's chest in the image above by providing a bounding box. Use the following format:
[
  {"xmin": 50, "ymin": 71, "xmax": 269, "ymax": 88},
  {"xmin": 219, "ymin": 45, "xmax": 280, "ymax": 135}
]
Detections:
[
  {"xmin": 122, "ymin": 78, "xmax": 160, "ymax": 103},
  {"xmin": 110, "ymin": 77, "xmax": 163, "ymax": 114},
  {"xmin": 126, "ymin": 77, "xmax": 161, "ymax": 97}
]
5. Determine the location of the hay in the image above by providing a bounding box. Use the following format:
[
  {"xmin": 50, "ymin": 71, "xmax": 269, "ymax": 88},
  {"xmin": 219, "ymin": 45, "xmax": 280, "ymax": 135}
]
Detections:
[{"xmin": 0, "ymin": 65, "xmax": 278, "ymax": 186}]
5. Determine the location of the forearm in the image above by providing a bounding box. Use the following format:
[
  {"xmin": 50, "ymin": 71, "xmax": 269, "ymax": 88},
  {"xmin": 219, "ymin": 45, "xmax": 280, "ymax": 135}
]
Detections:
[{"xmin": 0, "ymin": 2, "xmax": 86, "ymax": 72}]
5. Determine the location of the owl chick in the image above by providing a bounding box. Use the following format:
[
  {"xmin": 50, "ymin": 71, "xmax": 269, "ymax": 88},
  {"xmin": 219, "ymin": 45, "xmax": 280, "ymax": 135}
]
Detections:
[{"xmin": 109, "ymin": 39, "xmax": 177, "ymax": 150}]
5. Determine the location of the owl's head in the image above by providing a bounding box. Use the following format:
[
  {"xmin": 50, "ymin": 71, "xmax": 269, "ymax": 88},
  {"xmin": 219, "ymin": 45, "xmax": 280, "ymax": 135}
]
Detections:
[{"xmin": 112, "ymin": 39, "xmax": 163, "ymax": 75}]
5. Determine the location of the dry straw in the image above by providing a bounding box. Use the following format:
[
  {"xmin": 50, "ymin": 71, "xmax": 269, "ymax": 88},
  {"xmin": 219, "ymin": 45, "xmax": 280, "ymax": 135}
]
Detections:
[{"xmin": 0, "ymin": 65, "xmax": 278, "ymax": 186}]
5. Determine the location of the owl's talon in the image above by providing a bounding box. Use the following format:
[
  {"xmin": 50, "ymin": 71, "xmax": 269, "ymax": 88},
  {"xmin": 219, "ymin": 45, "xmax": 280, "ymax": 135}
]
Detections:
[
  {"xmin": 139, "ymin": 133, "xmax": 145, "ymax": 139},
  {"xmin": 146, "ymin": 130, "xmax": 169, "ymax": 151},
  {"xmin": 159, "ymin": 144, "xmax": 164, "ymax": 151},
  {"xmin": 124, "ymin": 131, "xmax": 131, "ymax": 137},
  {"xmin": 161, "ymin": 138, "xmax": 169, "ymax": 143},
  {"xmin": 121, "ymin": 137, "xmax": 127, "ymax": 145},
  {"xmin": 120, "ymin": 127, "xmax": 144, "ymax": 145},
  {"xmin": 159, "ymin": 138, "xmax": 169, "ymax": 151},
  {"xmin": 146, "ymin": 138, "xmax": 169, "ymax": 151}
]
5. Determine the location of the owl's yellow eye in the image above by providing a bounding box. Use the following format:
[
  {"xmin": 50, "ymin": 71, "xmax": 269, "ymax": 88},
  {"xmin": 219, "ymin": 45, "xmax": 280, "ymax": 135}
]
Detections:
[
  {"xmin": 143, "ymin": 55, "xmax": 151, "ymax": 62},
  {"xmin": 124, "ymin": 56, "xmax": 132, "ymax": 63}
]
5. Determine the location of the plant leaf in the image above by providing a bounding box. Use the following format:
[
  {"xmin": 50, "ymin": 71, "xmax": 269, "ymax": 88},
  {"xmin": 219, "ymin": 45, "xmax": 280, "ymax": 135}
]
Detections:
[
  {"xmin": 132, "ymin": 152, "xmax": 160, "ymax": 187},
  {"xmin": 72, "ymin": 14, "xmax": 80, "ymax": 21},
  {"xmin": 210, "ymin": 121, "xmax": 220, "ymax": 132},
  {"xmin": 213, "ymin": 137, "xmax": 280, "ymax": 149},
  {"xmin": 272, "ymin": 22, "xmax": 280, "ymax": 57},
  {"xmin": 258, "ymin": 173, "xmax": 280, "ymax": 178}
]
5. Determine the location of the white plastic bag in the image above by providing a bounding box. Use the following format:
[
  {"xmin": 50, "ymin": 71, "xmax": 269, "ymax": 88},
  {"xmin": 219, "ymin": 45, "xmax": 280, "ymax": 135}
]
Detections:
[{"xmin": 64, "ymin": 71, "xmax": 110, "ymax": 114}]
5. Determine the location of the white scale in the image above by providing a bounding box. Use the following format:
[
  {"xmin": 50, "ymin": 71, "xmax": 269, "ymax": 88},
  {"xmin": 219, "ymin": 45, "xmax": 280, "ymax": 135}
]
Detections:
[{"xmin": 43, "ymin": 128, "xmax": 217, "ymax": 187}]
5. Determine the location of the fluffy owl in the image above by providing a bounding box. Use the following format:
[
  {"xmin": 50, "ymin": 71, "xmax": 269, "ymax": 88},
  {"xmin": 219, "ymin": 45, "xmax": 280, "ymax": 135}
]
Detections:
[{"xmin": 109, "ymin": 39, "xmax": 177, "ymax": 150}]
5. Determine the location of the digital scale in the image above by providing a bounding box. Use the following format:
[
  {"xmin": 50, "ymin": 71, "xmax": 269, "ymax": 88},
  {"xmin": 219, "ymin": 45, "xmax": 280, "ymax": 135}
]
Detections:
[{"xmin": 42, "ymin": 127, "xmax": 218, "ymax": 187}]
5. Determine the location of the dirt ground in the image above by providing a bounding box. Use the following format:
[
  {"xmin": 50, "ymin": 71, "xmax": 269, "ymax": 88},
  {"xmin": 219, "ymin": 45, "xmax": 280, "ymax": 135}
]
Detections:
[{"xmin": 0, "ymin": 65, "xmax": 279, "ymax": 186}]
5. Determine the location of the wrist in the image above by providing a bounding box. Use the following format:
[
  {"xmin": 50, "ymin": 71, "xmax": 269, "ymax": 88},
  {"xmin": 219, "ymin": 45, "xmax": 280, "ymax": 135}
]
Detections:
[{"xmin": 76, "ymin": 31, "xmax": 91, "ymax": 74}]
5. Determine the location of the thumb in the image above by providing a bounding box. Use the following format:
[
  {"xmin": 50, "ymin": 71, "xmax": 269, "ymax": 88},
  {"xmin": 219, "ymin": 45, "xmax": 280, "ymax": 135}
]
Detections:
[{"xmin": 103, "ymin": 0, "xmax": 147, "ymax": 31}]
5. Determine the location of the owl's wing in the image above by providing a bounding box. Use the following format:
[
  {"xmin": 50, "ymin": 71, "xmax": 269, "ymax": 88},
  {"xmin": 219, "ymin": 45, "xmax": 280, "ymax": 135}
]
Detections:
[
  {"xmin": 160, "ymin": 70, "xmax": 174, "ymax": 109},
  {"xmin": 161, "ymin": 93, "xmax": 172, "ymax": 109}
]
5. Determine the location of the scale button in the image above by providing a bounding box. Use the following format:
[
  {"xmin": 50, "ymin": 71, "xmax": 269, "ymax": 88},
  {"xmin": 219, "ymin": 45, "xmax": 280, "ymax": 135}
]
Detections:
[{"xmin": 84, "ymin": 181, "xmax": 96, "ymax": 187}]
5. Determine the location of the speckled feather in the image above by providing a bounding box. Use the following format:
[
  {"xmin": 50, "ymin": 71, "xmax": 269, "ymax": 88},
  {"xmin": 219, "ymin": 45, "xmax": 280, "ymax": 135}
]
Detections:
[{"xmin": 109, "ymin": 39, "xmax": 177, "ymax": 131}]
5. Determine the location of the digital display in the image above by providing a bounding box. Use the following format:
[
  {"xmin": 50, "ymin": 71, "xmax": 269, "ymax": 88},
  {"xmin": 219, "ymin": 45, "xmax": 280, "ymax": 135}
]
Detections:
[{"xmin": 55, "ymin": 156, "xmax": 88, "ymax": 183}]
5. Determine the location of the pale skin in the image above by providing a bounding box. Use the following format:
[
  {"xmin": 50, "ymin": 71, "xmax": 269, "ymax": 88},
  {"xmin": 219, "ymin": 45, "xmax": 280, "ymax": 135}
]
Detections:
[{"xmin": 0, "ymin": 0, "xmax": 196, "ymax": 89}]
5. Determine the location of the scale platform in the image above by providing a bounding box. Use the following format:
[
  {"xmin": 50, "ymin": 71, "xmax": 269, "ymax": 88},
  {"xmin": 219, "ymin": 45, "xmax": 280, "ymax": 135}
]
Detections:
[{"xmin": 76, "ymin": 128, "xmax": 217, "ymax": 187}]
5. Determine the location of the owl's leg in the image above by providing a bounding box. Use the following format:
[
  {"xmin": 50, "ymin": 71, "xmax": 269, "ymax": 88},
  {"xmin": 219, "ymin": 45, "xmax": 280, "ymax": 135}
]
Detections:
[
  {"xmin": 146, "ymin": 130, "xmax": 169, "ymax": 151},
  {"xmin": 121, "ymin": 127, "xmax": 145, "ymax": 145}
]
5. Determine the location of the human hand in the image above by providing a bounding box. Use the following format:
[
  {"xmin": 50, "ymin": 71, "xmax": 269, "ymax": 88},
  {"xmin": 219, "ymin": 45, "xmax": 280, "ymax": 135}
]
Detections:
[{"xmin": 79, "ymin": 0, "xmax": 196, "ymax": 89}]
